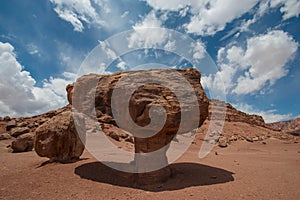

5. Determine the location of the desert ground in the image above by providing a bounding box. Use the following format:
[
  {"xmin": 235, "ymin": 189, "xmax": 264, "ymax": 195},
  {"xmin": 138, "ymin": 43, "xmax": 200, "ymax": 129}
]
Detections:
[{"xmin": 1, "ymin": 132, "xmax": 299, "ymax": 200}]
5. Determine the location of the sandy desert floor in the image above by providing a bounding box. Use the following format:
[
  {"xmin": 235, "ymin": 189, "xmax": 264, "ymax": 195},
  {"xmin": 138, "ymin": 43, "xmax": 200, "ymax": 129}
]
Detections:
[{"xmin": 0, "ymin": 137, "xmax": 299, "ymax": 200}]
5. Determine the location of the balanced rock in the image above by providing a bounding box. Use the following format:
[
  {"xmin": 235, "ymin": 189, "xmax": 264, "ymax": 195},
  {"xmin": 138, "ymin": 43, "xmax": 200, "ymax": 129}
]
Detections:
[
  {"xmin": 34, "ymin": 111, "xmax": 85, "ymax": 162},
  {"xmin": 11, "ymin": 133, "xmax": 34, "ymax": 152},
  {"xmin": 68, "ymin": 68, "xmax": 209, "ymax": 184}
]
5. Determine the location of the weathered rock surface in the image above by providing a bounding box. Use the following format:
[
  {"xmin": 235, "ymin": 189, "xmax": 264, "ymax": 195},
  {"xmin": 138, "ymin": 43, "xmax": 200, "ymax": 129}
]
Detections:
[
  {"xmin": 218, "ymin": 136, "xmax": 228, "ymax": 148},
  {"xmin": 209, "ymin": 99, "xmax": 265, "ymax": 127},
  {"xmin": 6, "ymin": 120, "xmax": 16, "ymax": 131},
  {"xmin": 34, "ymin": 111, "xmax": 85, "ymax": 162},
  {"xmin": 68, "ymin": 68, "xmax": 209, "ymax": 184},
  {"xmin": 268, "ymin": 117, "xmax": 300, "ymax": 136},
  {"xmin": 11, "ymin": 133, "xmax": 34, "ymax": 152},
  {"xmin": 0, "ymin": 133, "xmax": 12, "ymax": 140},
  {"xmin": 10, "ymin": 127, "xmax": 30, "ymax": 137}
]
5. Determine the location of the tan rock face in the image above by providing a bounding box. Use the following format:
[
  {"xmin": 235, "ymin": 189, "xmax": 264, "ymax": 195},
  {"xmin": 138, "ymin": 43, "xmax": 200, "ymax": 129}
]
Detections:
[
  {"xmin": 68, "ymin": 68, "xmax": 209, "ymax": 184},
  {"xmin": 34, "ymin": 111, "xmax": 85, "ymax": 162}
]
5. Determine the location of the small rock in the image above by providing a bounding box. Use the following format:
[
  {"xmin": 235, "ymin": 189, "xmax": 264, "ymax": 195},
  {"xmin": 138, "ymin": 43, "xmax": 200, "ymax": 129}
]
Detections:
[
  {"xmin": 6, "ymin": 120, "xmax": 16, "ymax": 131},
  {"xmin": 125, "ymin": 136, "xmax": 134, "ymax": 143},
  {"xmin": 17, "ymin": 121, "xmax": 29, "ymax": 127},
  {"xmin": 262, "ymin": 141, "xmax": 267, "ymax": 145},
  {"xmin": 119, "ymin": 132, "xmax": 128, "ymax": 139},
  {"xmin": 229, "ymin": 135, "xmax": 238, "ymax": 142},
  {"xmin": 280, "ymin": 135, "xmax": 288, "ymax": 140},
  {"xmin": 10, "ymin": 127, "xmax": 30, "ymax": 137},
  {"xmin": 28, "ymin": 123, "xmax": 35, "ymax": 128},
  {"xmin": 218, "ymin": 136, "xmax": 227, "ymax": 148},
  {"xmin": 245, "ymin": 137, "xmax": 253, "ymax": 142},
  {"xmin": 90, "ymin": 127, "xmax": 98, "ymax": 133},
  {"xmin": 108, "ymin": 131, "xmax": 120, "ymax": 141},
  {"xmin": 38, "ymin": 118, "xmax": 49, "ymax": 125},
  {"xmin": 0, "ymin": 133, "xmax": 12, "ymax": 140},
  {"xmin": 98, "ymin": 115, "xmax": 113, "ymax": 123},
  {"xmin": 258, "ymin": 136, "xmax": 265, "ymax": 141},
  {"xmin": 11, "ymin": 133, "xmax": 34, "ymax": 152},
  {"xmin": 4, "ymin": 116, "xmax": 11, "ymax": 121},
  {"xmin": 215, "ymin": 151, "xmax": 218, "ymax": 155},
  {"xmin": 252, "ymin": 137, "xmax": 259, "ymax": 142}
]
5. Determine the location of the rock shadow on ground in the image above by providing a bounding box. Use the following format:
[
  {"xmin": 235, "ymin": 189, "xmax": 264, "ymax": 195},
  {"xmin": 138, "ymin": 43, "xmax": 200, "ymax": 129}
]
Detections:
[{"xmin": 74, "ymin": 161, "xmax": 234, "ymax": 192}]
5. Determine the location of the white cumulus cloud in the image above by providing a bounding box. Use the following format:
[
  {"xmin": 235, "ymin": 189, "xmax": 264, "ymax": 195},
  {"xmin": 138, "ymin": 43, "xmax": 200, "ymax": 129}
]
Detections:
[
  {"xmin": 145, "ymin": 0, "xmax": 259, "ymax": 36},
  {"xmin": 0, "ymin": 41, "xmax": 75, "ymax": 117},
  {"xmin": 203, "ymin": 30, "xmax": 298, "ymax": 96},
  {"xmin": 269, "ymin": 0, "xmax": 300, "ymax": 20},
  {"xmin": 233, "ymin": 30, "xmax": 298, "ymax": 94},
  {"xmin": 50, "ymin": 0, "xmax": 104, "ymax": 32},
  {"xmin": 128, "ymin": 11, "xmax": 168, "ymax": 49}
]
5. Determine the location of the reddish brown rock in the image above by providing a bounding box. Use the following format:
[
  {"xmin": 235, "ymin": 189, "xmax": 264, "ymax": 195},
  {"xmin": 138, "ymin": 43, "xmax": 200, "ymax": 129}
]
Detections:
[
  {"xmin": 10, "ymin": 127, "xmax": 30, "ymax": 137},
  {"xmin": 0, "ymin": 133, "xmax": 11, "ymax": 140},
  {"xmin": 11, "ymin": 133, "xmax": 34, "ymax": 152},
  {"xmin": 4, "ymin": 116, "xmax": 11, "ymax": 121},
  {"xmin": 66, "ymin": 83, "xmax": 74, "ymax": 105},
  {"xmin": 209, "ymin": 99, "xmax": 265, "ymax": 127},
  {"xmin": 34, "ymin": 111, "xmax": 85, "ymax": 162},
  {"xmin": 68, "ymin": 68, "xmax": 209, "ymax": 184},
  {"xmin": 268, "ymin": 117, "xmax": 300, "ymax": 136},
  {"xmin": 6, "ymin": 120, "xmax": 16, "ymax": 131},
  {"xmin": 218, "ymin": 136, "xmax": 228, "ymax": 148}
]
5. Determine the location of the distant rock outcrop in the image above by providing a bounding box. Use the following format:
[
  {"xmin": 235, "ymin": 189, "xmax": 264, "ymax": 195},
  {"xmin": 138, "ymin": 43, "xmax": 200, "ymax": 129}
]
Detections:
[
  {"xmin": 268, "ymin": 117, "xmax": 300, "ymax": 136},
  {"xmin": 209, "ymin": 99, "xmax": 265, "ymax": 127},
  {"xmin": 34, "ymin": 111, "xmax": 85, "ymax": 162}
]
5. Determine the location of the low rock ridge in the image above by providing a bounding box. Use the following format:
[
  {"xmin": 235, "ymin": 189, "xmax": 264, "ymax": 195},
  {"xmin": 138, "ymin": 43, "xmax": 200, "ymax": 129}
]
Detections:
[
  {"xmin": 208, "ymin": 99, "xmax": 265, "ymax": 127},
  {"xmin": 268, "ymin": 117, "xmax": 300, "ymax": 136}
]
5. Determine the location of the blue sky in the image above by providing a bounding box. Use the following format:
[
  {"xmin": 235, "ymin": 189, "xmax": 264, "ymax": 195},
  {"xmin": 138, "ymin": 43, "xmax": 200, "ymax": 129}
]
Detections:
[{"xmin": 0, "ymin": 0, "xmax": 299, "ymax": 122}]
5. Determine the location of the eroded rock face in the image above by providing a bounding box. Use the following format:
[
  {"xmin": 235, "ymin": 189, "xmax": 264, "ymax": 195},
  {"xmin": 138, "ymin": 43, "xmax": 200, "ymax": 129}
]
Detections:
[
  {"xmin": 34, "ymin": 111, "xmax": 85, "ymax": 162},
  {"xmin": 209, "ymin": 99, "xmax": 265, "ymax": 127},
  {"xmin": 268, "ymin": 117, "xmax": 300, "ymax": 135},
  {"xmin": 68, "ymin": 68, "xmax": 209, "ymax": 184}
]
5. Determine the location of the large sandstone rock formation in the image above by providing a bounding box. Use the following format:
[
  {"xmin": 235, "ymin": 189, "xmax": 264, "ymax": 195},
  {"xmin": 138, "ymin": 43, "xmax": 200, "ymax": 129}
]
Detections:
[
  {"xmin": 34, "ymin": 111, "xmax": 85, "ymax": 162},
  {"xmin": 68, "ymin": 68, "xmax": 209, "ymax": 184}
]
